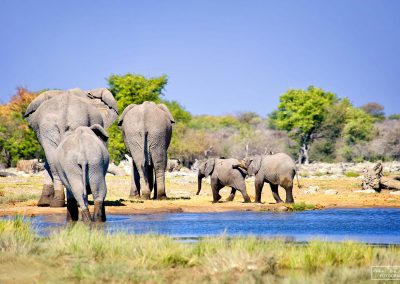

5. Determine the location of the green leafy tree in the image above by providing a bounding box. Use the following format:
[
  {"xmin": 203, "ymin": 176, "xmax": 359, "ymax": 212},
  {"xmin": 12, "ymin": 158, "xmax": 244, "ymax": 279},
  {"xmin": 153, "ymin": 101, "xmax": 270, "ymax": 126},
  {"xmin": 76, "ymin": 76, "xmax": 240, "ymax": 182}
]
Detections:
[
  {"xmin": 0, "ymin": 88, "xmax": 43, "ymax": 167},
  {"xmin": 270, "ymin": 86, "xmax": 337, "ymax": 163},
  {"xmin": 108, "ymin": 74, "xmax": 168, "ymax": 111}
]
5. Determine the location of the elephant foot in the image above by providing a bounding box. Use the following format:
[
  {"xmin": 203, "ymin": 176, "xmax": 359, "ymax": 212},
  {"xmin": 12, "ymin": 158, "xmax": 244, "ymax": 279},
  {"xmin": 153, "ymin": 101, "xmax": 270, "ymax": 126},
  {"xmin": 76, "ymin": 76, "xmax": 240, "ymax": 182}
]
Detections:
[
  {"xmin": 212, "ymin": 194, "xmax": 222, "ymax": 203},
  {"xmin": 50, "ymin": 189, "xmax": 66, "ymax": 207},
  {"xmin": 285, "ymin": 200, "xmax": 294, "ymax": 204},
  {"xmin": 129, "ymin": 194, "xmax": 140, "ymax": 200},
  {"xmin": 243, "ymin": 199, "xmax": 251, "ymax": 203},
  {"xmin": 81, "ymin": 208, "xmax": 92, "ymax": 223},
  {"xmin": 275, "ymin": 200, "xmax": 284, "ymax": 204},
  {"xmin": 156, "ymin": 194, "xmax": 167, "ymax": 200},
  {"xmin": 93, "ymin": 201, "xmax": 106, "ymax": 222},
  {"xmin": 254, "ymin": 200, "xmax": 262, "ymax": 204},
  {"xmin": 37, "ymin": 184, "xmax": 54, "ymax": 207},
  {"xmin": 226, "ymin": 195, "xmax": 234, "ymax": 202},
  {"xmin": 66, "ymin": 199, "xmax": 79, "ymax": 222},
  {"xmin": 140, "ymin": 193, "xmax": 151, "ymax": 200}
]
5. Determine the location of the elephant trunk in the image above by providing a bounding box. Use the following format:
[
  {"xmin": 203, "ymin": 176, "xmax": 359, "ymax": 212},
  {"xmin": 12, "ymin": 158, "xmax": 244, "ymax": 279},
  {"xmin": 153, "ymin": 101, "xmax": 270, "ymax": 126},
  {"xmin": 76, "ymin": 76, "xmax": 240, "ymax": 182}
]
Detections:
[{"xmin": 197, "ymin": 174, "xmax": 204, "ymax": 195}]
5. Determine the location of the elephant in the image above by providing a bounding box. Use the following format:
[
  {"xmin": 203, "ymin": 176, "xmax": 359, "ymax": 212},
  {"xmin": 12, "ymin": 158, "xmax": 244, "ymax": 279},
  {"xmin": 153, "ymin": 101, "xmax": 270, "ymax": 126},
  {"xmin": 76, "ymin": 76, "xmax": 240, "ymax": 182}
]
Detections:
[
  {"xmin": 240, "ymin": 153, "xmax": 299, "ymax": 203},
  {"xmin": 197, "ymin": 158, "xmax": 251, "ymax": 203},
  {"xmin": 24, "ymin": 88, "xmax": 118, "ymax": 207},
  {"xmin": 167, "ymin": 159, "xmax": 181, "ymax": 172},
  {"xmin": 118, "ymin": 101, "xmax": 174, "ymax": 200},
  {"xmin": 55, "ymin": 124, "xmax": 109, "ymax": 222}
]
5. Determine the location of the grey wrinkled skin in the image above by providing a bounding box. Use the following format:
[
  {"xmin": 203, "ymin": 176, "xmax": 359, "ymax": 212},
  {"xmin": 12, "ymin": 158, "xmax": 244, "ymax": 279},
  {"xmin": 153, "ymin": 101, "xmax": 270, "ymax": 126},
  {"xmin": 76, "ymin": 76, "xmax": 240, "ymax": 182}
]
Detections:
[
  {"xmin": 55, "ymin": 125, "xmax": 109, "ymax": 222},
  {"xmin": 118, "ymin": 101, "xmax": 174, "ymax": 200},
  {"xmin": 197, "ymin": 158, "xmax": 251, "ymax": 203},
  {"xmin": 24, "ymin": 88, "xmax": 118, "ymax": 207},
  {"xmin": 242, "ymin": 153, "xmax": 297, "ymax": 203}
]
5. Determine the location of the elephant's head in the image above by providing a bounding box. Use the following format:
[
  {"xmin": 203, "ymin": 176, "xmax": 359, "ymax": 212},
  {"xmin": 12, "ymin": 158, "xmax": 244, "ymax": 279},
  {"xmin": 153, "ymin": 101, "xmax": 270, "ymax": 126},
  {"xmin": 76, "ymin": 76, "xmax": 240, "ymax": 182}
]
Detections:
[
  {"xmin": 24, "ymin": 88, "xmax": 119, "ymax": 129},
  {"xmin": 196, "ymin": 158, "xmax": 215, "ymax": 195},
  {"xmin": 86, "ymin": 88, "xmax": 119, "ymax": 128},
  {"xmin": 241, "ymin": 156, "xmax": 262, "ymax": 176}
]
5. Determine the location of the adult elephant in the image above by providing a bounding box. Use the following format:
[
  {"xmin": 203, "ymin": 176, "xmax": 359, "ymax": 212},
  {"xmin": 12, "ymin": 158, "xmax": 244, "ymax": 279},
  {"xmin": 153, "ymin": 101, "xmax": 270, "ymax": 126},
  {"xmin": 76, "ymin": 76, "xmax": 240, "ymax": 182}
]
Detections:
[
  {"xmin": 118, "ymin": 101, "xmax": 174, "ymax": 200},
  {"xmin": 240, "ymin": 153, "xmax": 299, "ymax": 203},
  {"xmin": 24, "ymin": 88, "xmax": 118, "ymax": 207}
]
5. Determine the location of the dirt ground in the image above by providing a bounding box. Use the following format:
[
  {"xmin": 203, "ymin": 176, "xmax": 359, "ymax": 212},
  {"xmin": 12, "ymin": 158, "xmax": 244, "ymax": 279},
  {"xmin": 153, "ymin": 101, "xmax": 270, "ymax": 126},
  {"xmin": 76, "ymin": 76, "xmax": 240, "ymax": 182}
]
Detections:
[{"xmin": 0, "ymin": 172, "xmax": 399, "ymax": 217}]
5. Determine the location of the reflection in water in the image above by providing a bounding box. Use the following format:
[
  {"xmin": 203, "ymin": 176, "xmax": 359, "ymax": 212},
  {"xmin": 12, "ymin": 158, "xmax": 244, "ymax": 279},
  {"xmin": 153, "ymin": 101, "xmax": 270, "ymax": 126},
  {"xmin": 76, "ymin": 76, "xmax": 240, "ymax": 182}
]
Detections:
[{"xmin": 4, "ymin": 208, "xmax": 400, "ymax": 244}]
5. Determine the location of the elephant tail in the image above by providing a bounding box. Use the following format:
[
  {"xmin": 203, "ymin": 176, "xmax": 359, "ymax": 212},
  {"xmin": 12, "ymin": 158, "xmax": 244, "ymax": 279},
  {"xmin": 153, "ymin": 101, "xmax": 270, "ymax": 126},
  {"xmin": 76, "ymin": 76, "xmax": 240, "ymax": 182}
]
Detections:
[
  {"xmin": 295, "ymin": 168, "xmax": 302, "ymax": 189},
  {"xmin": 144, "ymin": 131, "xmax": 151, "ymax": 166},
  {"xmin": 81, "ymin": 160, "xmax": 88, "ymax": 195}
]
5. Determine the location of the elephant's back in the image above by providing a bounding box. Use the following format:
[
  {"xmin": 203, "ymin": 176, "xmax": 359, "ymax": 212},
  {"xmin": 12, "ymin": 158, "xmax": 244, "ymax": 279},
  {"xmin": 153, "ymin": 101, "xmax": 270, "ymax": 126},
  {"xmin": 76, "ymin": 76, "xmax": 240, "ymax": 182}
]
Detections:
[{"xmin": 264, "ymin": 153, "xmax": 296, "ymax": 180}]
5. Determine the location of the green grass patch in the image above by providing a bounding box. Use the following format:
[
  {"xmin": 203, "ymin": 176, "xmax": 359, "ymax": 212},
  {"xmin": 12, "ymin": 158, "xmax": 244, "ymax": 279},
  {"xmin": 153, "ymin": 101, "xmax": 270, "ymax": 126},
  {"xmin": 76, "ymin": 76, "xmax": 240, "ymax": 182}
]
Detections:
[
  {"xmin": 344, "ymin": 171, "xmax": 360, "ymax": 177},
  {"xmin": 0, "ymin": 193, "xmax": 39, "ymax": 204},
  {"xmin": 288, "ymin": 202, "xmax": 316, "ymax": 211},
  {"xmin": 0, "ymin": 218, "xmax": 399, "ymax": 283}
]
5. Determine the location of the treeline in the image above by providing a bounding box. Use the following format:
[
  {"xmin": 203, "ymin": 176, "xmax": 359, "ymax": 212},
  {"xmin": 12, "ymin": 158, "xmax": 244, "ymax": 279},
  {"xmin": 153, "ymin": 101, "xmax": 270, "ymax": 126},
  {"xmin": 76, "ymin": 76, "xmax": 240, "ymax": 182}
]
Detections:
[{"xmin": 0, "ymin": 74, "xmax": 399, "ymax": 167}]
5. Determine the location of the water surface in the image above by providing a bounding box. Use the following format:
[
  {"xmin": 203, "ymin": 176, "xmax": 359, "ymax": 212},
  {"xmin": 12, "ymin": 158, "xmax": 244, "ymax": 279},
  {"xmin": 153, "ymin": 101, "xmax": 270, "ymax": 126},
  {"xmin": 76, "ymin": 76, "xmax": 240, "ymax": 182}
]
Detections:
[{"xmin": 7, "ymin": 208, "xmax": 400, "ymax": 244}]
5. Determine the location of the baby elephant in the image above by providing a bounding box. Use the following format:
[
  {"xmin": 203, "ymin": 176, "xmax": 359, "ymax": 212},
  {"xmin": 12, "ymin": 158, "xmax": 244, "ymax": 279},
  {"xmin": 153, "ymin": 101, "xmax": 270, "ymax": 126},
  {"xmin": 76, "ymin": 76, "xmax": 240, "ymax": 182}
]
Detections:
[
  {"xmin": 241, "ymin": 153, "xmax": 299, "ymax": 203},
  {"xmin": 55, "ymin": 125, "xmax": 109, "ymax": 222},
  {"xmin": 197, "ymin": 158, "xmax": 251, "ymax": 203}
]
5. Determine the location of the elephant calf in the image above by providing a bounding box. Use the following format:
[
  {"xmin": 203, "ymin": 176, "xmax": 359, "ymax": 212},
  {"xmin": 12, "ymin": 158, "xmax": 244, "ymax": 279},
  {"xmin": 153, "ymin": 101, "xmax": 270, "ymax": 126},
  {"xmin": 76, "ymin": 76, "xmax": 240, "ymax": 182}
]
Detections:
[
  {"xmin": 197, "ymin": 158, "xmax": 251, "ymax": 203},
  {"xmin": 55, "ymin": 125, "xmax": 109, "ymax": 222},
  {"xmin": 241, "ymin": 153, "xmax": 299, "ymax": 203}
]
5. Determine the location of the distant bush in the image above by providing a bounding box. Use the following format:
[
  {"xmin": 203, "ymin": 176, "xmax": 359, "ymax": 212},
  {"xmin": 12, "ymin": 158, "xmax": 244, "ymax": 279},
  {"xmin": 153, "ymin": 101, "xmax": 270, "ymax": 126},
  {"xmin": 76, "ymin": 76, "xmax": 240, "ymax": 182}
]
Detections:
[{"xmin": 344, "ymin": 172, "xmax": 360, "ymax": 178}]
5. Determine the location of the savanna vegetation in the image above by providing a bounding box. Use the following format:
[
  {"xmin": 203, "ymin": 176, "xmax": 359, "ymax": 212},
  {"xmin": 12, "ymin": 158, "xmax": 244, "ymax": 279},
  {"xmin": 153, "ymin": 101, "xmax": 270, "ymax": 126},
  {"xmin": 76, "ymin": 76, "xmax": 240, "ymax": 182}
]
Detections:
[
  {"xmin": 0, "ymin": 218, "xmax": 399, "ymax": 283},
  {"xmin": 1, "ymin": 74, "xmax": 399, "ymax": 167}
]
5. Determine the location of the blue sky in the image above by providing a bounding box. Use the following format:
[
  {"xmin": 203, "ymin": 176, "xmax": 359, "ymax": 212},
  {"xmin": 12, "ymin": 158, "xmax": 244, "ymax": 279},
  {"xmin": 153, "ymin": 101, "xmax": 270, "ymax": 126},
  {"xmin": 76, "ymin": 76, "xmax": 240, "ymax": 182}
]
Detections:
[{"xmin": 0, "ymin": 0, "xmax": 399, "ymax": 116}]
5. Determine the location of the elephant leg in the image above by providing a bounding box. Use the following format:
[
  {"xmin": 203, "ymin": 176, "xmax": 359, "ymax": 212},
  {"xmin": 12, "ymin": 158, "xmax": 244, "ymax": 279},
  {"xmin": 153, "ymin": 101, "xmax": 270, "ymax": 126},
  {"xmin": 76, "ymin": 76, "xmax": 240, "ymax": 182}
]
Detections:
[
  {"xmin": 66, "ymin": 197, "xmax": 79, "ymax": 222},
  {"xmin": 37, "ymin": 162, "xmax": 54, "ymax": 207},
  {"xmin": 211, "ymin": 181, "xmax": 222, "ymax": 203},
  {"xmin": 226, "ymin": 187, "xmax": 236, "ymax": 201},
  {"xmin": 69, "ymin": 176, "xmax": 91, "ymax": 222},
  {"xmin": 270, "ymin": 183, "xmax": 284, "ymax": 203},
  {"xmin": 129, "ymin": 162, "xmax": 140, "ymax": 198},
  {"xmin": 254, "ymin": 176, "xmax": 264, "ymax": 203},
  {"xmin": 285, "ymin": 183, "xmax": 295, "ymax": 204},
  {"xmin": 148, "ymin": 165, "xmax": 155, "ymax": 198},
  {"xmin": 40, "ymin": 132, "xmax": 65, "ymax": 207},
  {"xmin": 92, "ymin": 178, "xmax": 107, "ymax": 222},
  {"xmin": 137, "ymin": 165, "xmax": 151, "ymax": 200},
  {"xmin": 238, "ymin": 185, "xmax": 251, "ymax": 203},
  {"xmin": 50, "ymin": 178, "xmax": 65, "ymax": 207},
  {"xmin": 154, "ymin": 168, "xmax": 167, "ymax": 200}
]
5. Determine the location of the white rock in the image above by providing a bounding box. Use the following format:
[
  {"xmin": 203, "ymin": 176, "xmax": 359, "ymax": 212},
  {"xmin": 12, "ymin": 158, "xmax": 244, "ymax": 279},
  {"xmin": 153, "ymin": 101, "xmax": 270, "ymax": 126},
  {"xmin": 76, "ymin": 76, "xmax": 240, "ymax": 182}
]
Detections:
[
  {"xmin": 354, "ymin": 189, "xmax": 376, "ymax": 194},
  {"xmin": 389, "ymin": 191, "xmax": 400, "ymax": 195},
  {"xmin": 324, "ymin": 189, "xmax": 338, "ymax": 195}
]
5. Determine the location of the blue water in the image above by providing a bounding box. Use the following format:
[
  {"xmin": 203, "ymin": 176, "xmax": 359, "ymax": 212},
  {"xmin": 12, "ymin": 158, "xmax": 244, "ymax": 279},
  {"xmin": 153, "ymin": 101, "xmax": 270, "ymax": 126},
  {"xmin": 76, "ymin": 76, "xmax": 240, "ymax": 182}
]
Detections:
[{"xmin": 6, "ymin": 208, "xmax": 400, "ymax": 244}]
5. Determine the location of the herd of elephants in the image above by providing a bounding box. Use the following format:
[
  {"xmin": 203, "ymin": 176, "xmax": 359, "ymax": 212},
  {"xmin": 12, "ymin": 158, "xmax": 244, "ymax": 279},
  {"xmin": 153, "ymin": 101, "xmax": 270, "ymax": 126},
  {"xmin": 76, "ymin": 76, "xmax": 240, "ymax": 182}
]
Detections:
[{"xmin": 24, "ymin": 88, "xmax": 299, "ymax": 222}]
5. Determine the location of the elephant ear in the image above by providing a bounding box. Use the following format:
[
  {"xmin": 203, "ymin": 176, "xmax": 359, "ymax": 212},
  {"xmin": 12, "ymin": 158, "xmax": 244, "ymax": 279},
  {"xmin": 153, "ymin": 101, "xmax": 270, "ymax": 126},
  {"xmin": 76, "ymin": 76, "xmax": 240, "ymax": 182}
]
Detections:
[
  {"xmin": 90, "ymin": 124, "xmax": 109, "ymax": 143},
  {"xmin": 248, "ymin": 156, "xmax": 262, "ymax": 175},
  {"xmin": 118, "ymin": 104, "xmax": 137, "ymax": 128},
  {"xmin": 157, "ymin": 104, "xmax": 175, "ymax": 124},
  {"xmin": 24, "ymin": 90, "xmax": 63, "ymax": 118},
  {"xmin": 204, "ymin": 158, "xmax": 215, "ymax": 178},
  {"xmin": 87, "ymin": 88, "xmax": 119, "ymax": 128}
]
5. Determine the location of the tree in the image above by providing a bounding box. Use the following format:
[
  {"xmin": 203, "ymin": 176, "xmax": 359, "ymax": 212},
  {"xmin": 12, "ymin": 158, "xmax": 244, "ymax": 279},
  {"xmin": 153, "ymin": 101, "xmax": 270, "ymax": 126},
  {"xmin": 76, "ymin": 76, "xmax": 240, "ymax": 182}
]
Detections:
[
  {"xmin": 0, "ymin": 88, "xmax": 43, "ymax": 166},
  {"xmin": 361, "ymin": 102, "xmax": 385, "ymax": 121},
  {"xmin": 108, "ymin": 73, "xmax": 168, "ymax": 111},
  {"xmin": 270, "ymin": 86, "xmax": 337, "ymax": 163}
]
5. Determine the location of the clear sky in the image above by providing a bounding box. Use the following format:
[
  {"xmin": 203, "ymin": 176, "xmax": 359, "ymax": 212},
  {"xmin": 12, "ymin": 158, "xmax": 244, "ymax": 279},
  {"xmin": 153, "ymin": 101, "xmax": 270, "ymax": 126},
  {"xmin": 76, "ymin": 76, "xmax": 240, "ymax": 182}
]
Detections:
[{"xmin": 0, "ymin": 0, "xmax": 399, "ymax": 116}]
